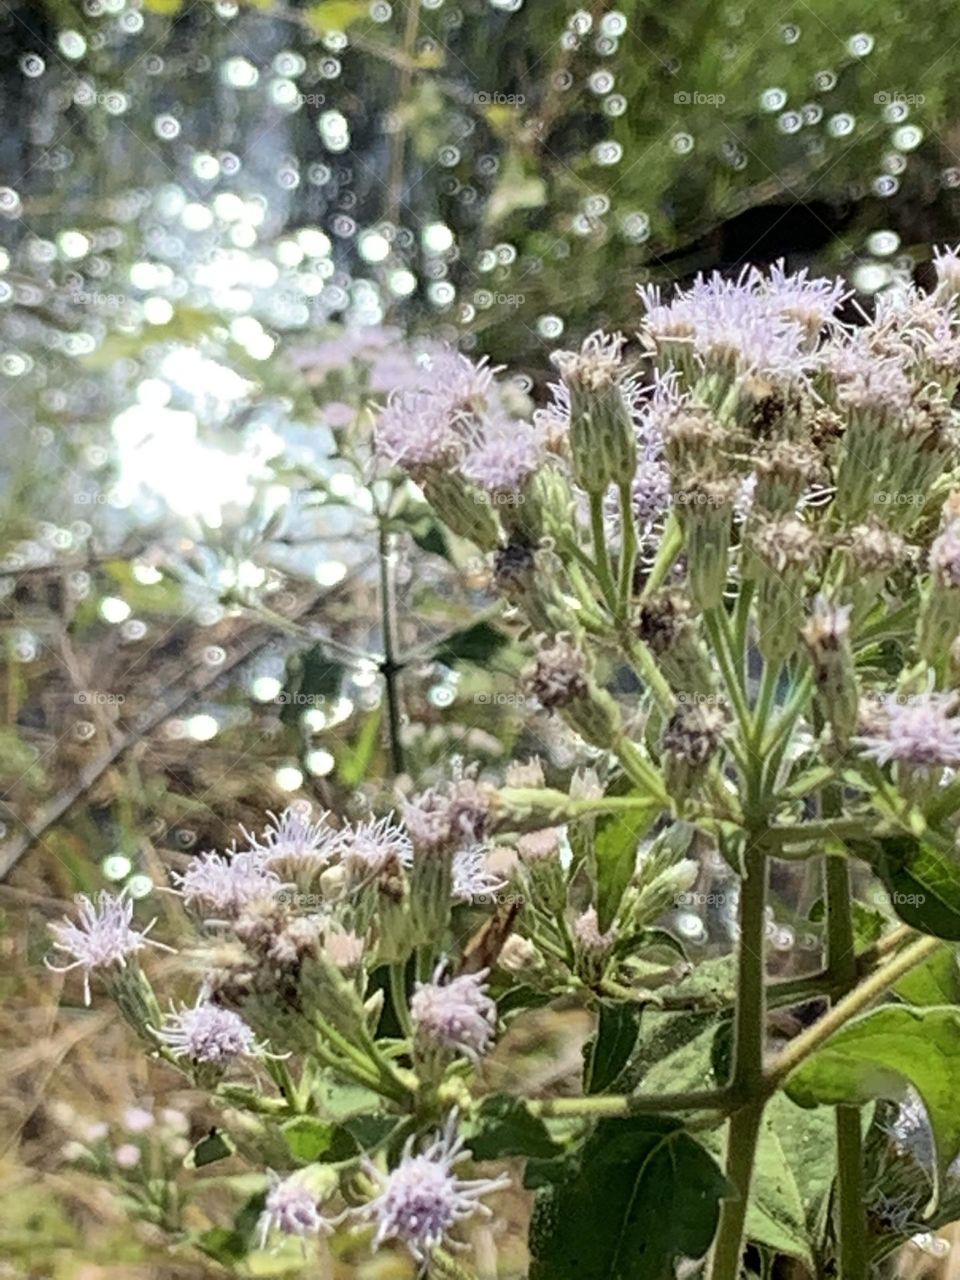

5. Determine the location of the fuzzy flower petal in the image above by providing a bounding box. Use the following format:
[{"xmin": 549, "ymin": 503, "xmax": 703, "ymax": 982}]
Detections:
[
  {"xmin": 154, "ymin": 999, "xmax": 259, "ymax": 1064},
  {"xmin": 410, "ymin": 967, "xmax": 497, "ymax": 1060},
  {"xmin": 46, "ymin": 891, "xmax": 171, "ymax": 1005}
]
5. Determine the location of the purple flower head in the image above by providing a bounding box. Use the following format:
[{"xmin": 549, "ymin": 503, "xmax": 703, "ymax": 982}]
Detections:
[
  {"xmin": 259, "ymin": 1173, "xmax": 335, "ymax": 1249},
  {"xmin": 573, "ymin": 906, "xmax": 618, "ymax": 952},
  {"xmin": 155, "ymin": 998, "xmax": 259, "ymax": 1064},
  {"xmin": 375, "ymin": 389, "xmax": 464, "ymax": 472},
  {"xmin": 854, "ymin": 692, "xmax": 960, "ymax": 769},
  {"xmin": 338, "ymin": 813, "xmax": 413, "ymax": 877},
  {"xmin": 460, "ymin": 414, "xmax": 545, "ymax": 496},
  {"xmin": 410, "ymin": 966, "xmax": 496, "ymax": 1061},
  {"xmin": 47, "ymin": 891, "xmax": 171, "ymax": 1005},
  {"xmin": 244, "ymin": 807, "xmax": 339, "ymax": 872},
  {"xmin": 759, "ymin": 260, "xmax": 850, "ymax": 344},
  {"xmin": 362, "ymin": 1112, "xmax": 510, "ymax": 1263},
  {"xmin": 170, "ymin": 849, "xmax": 282, "ymax": 915},
  {"xmin": 402, "ymin": 772, "xmax": 492, "ymax": 854},
  {"xmin": 451, "ymin": 846, "xmax": 507, "ymax": 903},
  {"xmin": 822, "ymin": 337, "xmax": 914, "ymax": 418}
]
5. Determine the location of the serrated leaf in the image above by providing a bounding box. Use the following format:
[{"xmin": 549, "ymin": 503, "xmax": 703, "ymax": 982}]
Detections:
[
  {"xmin": 895, "ymin": 946, "xmax": 960, "ymax": 1006},
  {"xmin": 187, "ymin": 1129, "xmax": 235, "ymax": 1169},
  {"xmin": 595, "ymin": 806, "xmax": 656, "ymax": 932},
  {"xmin": 529, "ymin": 1116, "xmax": 728, "ymax": 1280},
  {"xmin": 280, "ymin": 1116, "xmax": 336, "ymax": 1163},
  {"xmin": 584, "ymin": 1001, "xmax": 641, "ymax": 1094},
  {"xmin": 864, "ymin": 836, "xmax": 960, "ymax": 940},
  {"xmin": 465, "ymin": 1095, "xmax": 563, "ymax": 1161},
  {"xmin": 787, "ymin": 1005, "xmax": 960, "ymax": 1210}
]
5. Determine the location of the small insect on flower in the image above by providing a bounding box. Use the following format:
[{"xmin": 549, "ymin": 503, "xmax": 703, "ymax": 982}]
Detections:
[
  {"xmin": 361, "ymin": 1112, "xmax": 510, "ymax": 1264},
  {"xmin": 169, "ymin": 849, "xmax": 283, "ymax": 915},
  {"xmin": 258, "ymin": 1172, "xmax": 337, "ymax": 1249},
  {"xmin": 154, "ymin": 998, "xmax": 260, "ymax": 1064},
  {"xmin": 46, "ymin": 891, "xmax": 172, "ymax": 1005},
  {"xmin": 337, "ymin": 813, "xmax": 413, "ymax": 878},
  {"xmin": 410, "ymin": 966, "xmax": 497, "ymax": 1060}
]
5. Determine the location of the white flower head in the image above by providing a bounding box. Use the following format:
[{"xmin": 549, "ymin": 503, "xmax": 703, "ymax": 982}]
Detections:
[{"xmin": 46, "ymin": 891, "xmax": 172, "ymax": 1005}]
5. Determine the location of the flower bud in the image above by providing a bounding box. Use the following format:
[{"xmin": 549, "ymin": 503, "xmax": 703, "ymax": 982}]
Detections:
[
  {"xmin": 635, "ymin": 589, "xmax": 716, "ymax": 697},
  {"xmin": 802, "ymin": 596, "xmax": 858, "ymax": 746},
  {"xmin": 492, "ymin": 543, "xmax": 573, "ymax": 635},
  {"xmin": 497, "ymin": 934, "xmax": 540, "ymax": 975},
  {"xmin": 673, "ymin": 473, "xmax": 739, "ymax": 609},
  {"xmin": 752, "ymin": 439, "xmax": 825, "ymax": 515},
  {"xmin": 918, "ymin": 519, "xmax": 960, "ymax": 664},
  {"xmin": 660, "ymin": 701, "xmax": 726, "ymax": 807},
  {"xmin": 551, "ymin": 332, "xmax": 637, "ymax": 495},
  {"xmin": 745, "ymin": 516, "xmax": 820, "ymax": 666},
  {"xmin": 572, "ymin": 907, "xmax": 617, "ymax": 985},
  {"xmin": 421, "ymin": 469, "xmax": 501, "ymax": 551}
]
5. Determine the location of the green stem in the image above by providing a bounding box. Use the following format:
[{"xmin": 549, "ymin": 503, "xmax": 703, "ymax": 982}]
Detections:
[
  {"xmin": 527, "ymin": 1087, "xmax": 732, "ymax": 1118},
  {"xmin": 752, "ymin": 660, "xmax": 780, "ymax": 747},
  {"xmin": 823, "ymin": 784, "xmax": 867, "ymax": 1280},
  {"xmin": 762, "ymin": 933, "xmax": 941, "ymax": 1092},
  {"xmin": 640, "ymin": 511, "xmax": 683, "ymax": 597},
  {"xmin": 708, "ymin": 845, "xmax": 768, "ymax": 1280},
  {"xmin": 622, "ymin": 632, "xmax": 675, "ymax": 714},
  {"xmin": 390, "ymin": 962, "xmax": 413, "ymax": 1038},
  {"xmin": 704, "ymin": 608, "xmax": 751, "ymax": 741},
  {"xmin": 589, "ymin": 490, "xmax": 618, "ymax": 612},
  {"xmin": 378, "ymin": 518, "xmax": 405, "ymax": 776},
  {"xmin": 617, "ymin": 481, "xmax": 638, "ymax": 617}
]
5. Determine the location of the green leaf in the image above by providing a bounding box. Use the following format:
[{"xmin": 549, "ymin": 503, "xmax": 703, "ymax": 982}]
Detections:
[
  {"xmin": 280, "ymin": 644, "xmax": 345, "ymax": 728},
  {"xmin": 702, "ymin": 1097, "xmax": 825, "ymax": 1267},
  {"xmin": 895, "ymin": 946, "xmax": 960, "ymax": 1006},
  {"xmin": 787, "ymin": 1005, "xmax": 960, "ymax": 1210},
  {"xmin": 594, "ymin": 807, "xmax": 655, "ymax": 933},
  {"xmin": 465, "ymin": 1095, "xmax": 563, "ymax": 1162},
  {"xmin": 529, "ymin": 1116, "xmax": 728, "ymax": 1280},
  {"xmin": 187, "ymin": 1129, "xmax": 235, "ymax": 1169},
  {"xmin": 865, "ymin": 836, "xmax": 960, "ymax": 940},
  {"xmin": 337, "ymin": 707, "xmax": 383, "ymax": 787},
  {"xmin": 432, "ymin": 620, "xmax": 508, "ymax": 667},
  {"xmin": 584, "ymin": 1002, "xmax": 641, "ymax": 1094},
  {"xmin": 280, "ymin": 1117, "xmax": 336, "ymax": 1163},
  {"xmin": 305, "ymin": 1, "xmax": 368, "ymax": 33}
]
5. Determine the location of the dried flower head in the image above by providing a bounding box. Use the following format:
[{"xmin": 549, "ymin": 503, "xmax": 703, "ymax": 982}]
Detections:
[
  {"xmin": 410, "ymin": 967, "xmax": 497, "ymax": 1060},
  {"xmin": 361, "ymin": 1112, "xmax": 510, "ymax": 1263},
  {"xmin": 525, "ymin": 634, "xmax": 589, "ymax": 709},
  {"xmin": 47, "ymin": 891, "xmax": 171, "ymax": 1005}
]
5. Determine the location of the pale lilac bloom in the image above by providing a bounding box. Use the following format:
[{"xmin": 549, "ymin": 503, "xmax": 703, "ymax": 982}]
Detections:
[
  {"xmin": 375, "ymin": 390, "xmax": 464, "ymax": 471},
  {"xmin": 244, "ymin": 807, "xmax": 340, "ymax": 871},
  {"xmin": 338, "ymin": 813, "xmax": 413, "ymax": 876},
  {"xmin": 170, "ymin": 849, "xmax": 282, "ymax": 914},
  {"xmin": 854, "ymin": 692, "xmax": 960, "ymax": 769},
  {"xmin": 822, "ymin": 336, "xmax": 914, "ymax": 416},
  {"xmin": 460, "ymin": 415, "xmax": 545, "ymax": 496},
  {"xmin": 47, "ymin": 891, "xmax": 171, "ymax": 1005},
  {"xmin": 361, "ymin": 1112, "xmax": 510, "ymax": 1263},
  {"xmin": 410, "ymin": 967, "xmax": 496, "ymax": 1060},
  {"xmin": 155, "ymin": 999, "xmax": 258, "ymax": 1064},
  {"xmin": 451, "ymin": 846, "xmax": 507, "ymax": 903},
  {"xmin": 933, "ymin": 244, "xmax": 960, "ymax": 296},
  {"xmin": 123, "ymin": 1106, "xmax": 155, "ymax": 1134},
  {"xmin": 258, "ymin": 1173, "xmax": 335, "ymax": 1248},
  {"xmin": 114, "ymin": 1144, "xmax": 141, "ymax": 1169}
]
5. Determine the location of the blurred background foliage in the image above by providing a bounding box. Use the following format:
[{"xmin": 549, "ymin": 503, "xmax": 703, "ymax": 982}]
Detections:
[{"xmin": 4, "ymin": 0, "xmax": 960, "ymax": 1274}]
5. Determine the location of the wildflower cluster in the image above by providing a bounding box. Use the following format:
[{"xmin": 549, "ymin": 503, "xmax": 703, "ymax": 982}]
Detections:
[{"xmin": 49, "ymin": 253, "xmax": 960, "ymax": 1280}]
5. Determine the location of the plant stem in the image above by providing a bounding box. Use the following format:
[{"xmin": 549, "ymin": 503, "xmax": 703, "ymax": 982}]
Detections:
[
  {"xmin": 377, "ymin": 517, "xmax": 406, "ymax": 777},
  {"xmin": 640, "ymin": 510, "xmax": 683, "ymax": 597},
  {"xmin": 390, "ymin": 962, "xmax": 413, "ymax": 1038},
  {"xmin": 589, "ymin": 490, "xmax": 618, "ymax": 612},
  {"xmin": 708, "ymin": 845, "xmax": 768, "ymax": 1280},
  {"xmin": 617, "ymin": 481, "xmax": 638, "ymax": 616},
  {"xmin": 703, "ymin": 608, "xmax": 752, "ymax": 741},
  {"xmin": 527, "ymin": 1087, "xmax": 731, "ymax": 1118},
  {"xmin": 824, "ymin": 794, "xmax": 868, "ymax": 1280},
  {"xmin": 762, "ymin": 933, "xmax": 941, "ymax": 1092}
]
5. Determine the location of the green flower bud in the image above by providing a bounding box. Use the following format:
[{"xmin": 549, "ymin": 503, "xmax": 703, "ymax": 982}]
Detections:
[
  {"xmin": 551, "ymin": 331, "xmax": 637, "ymax": 495},
  {"xmin": 660, "ymin": 700, "xmax": 726, "ymax": 808},
  {"xmin": 673, "ymin": 473, "xmax": 739, "ymax": 610},
  {"xmin": 802, "ymin": 596, "xmax": 859, "ymax": 746},
  {"xmin": 746, "ymin": 516, "xmax": 821, "ymax": 666},
  {"xmin": 421, "ymin": 469, "xmax": 501, "ymax": 550}
]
